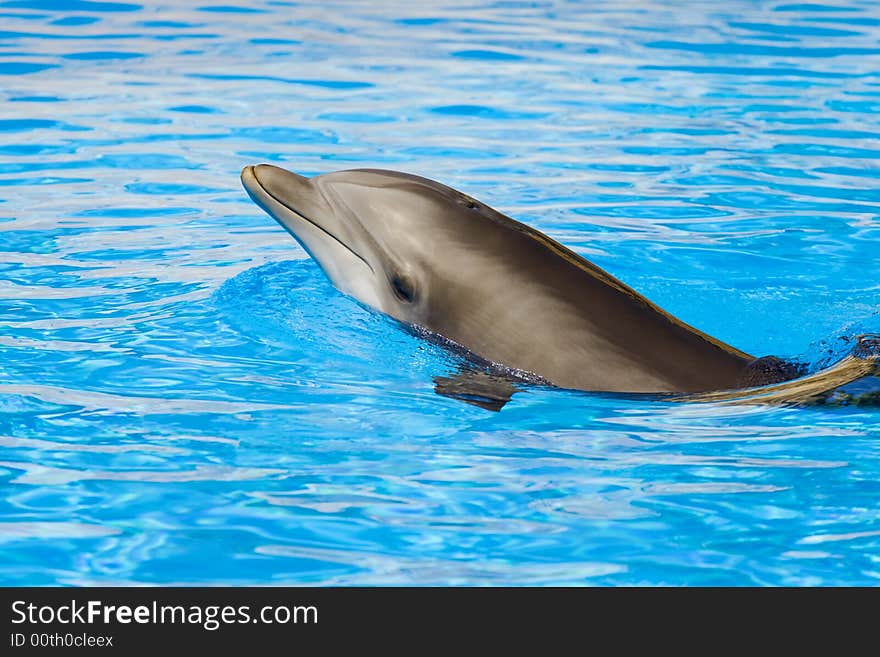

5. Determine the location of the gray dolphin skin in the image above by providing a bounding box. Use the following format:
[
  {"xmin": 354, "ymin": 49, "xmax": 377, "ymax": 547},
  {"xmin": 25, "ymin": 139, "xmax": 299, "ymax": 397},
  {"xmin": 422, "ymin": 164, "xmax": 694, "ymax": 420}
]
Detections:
[{"xmin": 240, "ymin": 164, "xmax": 879, "ymax": 404}]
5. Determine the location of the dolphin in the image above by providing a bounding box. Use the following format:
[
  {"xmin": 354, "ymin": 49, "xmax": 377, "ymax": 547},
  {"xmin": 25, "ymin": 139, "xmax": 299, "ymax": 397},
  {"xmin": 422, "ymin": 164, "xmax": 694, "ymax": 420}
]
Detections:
[{"xmin": 240, "ymin": 164, "xmax": 878, "ymax": 407}]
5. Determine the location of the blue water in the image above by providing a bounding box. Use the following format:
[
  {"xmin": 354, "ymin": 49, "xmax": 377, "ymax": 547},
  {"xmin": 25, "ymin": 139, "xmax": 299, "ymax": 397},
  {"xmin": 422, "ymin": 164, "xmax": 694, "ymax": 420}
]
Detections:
[{"xmin": 1, "ymin": 0, "xmax": 879, "ymax": 586}]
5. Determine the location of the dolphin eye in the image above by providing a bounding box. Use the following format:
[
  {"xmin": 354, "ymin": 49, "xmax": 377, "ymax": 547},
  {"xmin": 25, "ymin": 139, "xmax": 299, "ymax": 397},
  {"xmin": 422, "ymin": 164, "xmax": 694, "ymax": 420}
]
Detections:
[{"xmin": 391, "ymin": 274, "xmax": 415, "ymax": 303}]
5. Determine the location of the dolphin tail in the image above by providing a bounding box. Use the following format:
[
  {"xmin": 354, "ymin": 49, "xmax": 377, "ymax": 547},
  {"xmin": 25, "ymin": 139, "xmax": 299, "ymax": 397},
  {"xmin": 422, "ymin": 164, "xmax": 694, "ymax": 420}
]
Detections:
[{"xmin": 683, "ymin": 334, "xmax": 880, "ymax": 407}]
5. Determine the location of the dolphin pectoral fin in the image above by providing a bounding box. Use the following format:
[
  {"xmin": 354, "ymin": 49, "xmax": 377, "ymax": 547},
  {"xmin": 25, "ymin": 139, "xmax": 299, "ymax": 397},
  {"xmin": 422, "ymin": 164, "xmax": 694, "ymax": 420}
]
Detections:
[
  {"xmin": 432, "ymin": 368, "xmax": 520, "ymax": 412},
  {"xmin": 684, "ymin": 334, "xmax": 880, "ymax": 407}
]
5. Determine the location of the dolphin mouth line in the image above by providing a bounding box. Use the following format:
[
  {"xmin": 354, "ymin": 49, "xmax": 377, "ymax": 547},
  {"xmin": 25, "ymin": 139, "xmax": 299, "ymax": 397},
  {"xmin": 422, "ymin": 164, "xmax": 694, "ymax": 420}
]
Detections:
[{"xmin": 249, "ymin": 166, "xmax": 374, "ymax": 274}]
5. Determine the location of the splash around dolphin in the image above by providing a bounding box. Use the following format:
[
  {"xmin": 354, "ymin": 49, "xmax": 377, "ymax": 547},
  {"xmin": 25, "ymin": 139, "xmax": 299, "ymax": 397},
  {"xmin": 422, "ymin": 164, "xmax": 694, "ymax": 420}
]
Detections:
[{"xmin": 240, "ymin": 164, "xmax": 878, "ymax": 409}]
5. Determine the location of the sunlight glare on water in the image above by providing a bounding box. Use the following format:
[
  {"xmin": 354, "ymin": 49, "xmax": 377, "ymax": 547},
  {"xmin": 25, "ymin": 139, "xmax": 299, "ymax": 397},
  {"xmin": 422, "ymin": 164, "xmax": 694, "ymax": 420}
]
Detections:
[{"xmin": 0, "ymin": 0, "xmax": 879, "ymax": 585}]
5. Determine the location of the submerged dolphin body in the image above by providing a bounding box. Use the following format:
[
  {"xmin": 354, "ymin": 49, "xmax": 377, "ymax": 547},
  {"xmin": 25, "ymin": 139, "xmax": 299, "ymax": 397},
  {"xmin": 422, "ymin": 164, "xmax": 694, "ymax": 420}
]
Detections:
[{"xmin": 240, "ymin": 164, "xmax": 878, "ymax": 408}]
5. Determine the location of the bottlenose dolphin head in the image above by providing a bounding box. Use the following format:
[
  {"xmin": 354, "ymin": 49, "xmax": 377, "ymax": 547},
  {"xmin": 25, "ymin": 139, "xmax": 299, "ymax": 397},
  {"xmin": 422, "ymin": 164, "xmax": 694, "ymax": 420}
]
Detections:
[{"xmin": 241, "ymin": 164, "xmax": 499, "ymax": 328}]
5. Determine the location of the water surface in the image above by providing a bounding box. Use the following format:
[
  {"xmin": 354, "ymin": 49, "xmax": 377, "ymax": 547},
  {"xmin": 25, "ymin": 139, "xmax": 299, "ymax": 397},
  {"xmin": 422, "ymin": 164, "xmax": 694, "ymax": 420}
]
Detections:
[{"xmin": 1, "ymin": 0, "xmax": 879, "ymax": 585}]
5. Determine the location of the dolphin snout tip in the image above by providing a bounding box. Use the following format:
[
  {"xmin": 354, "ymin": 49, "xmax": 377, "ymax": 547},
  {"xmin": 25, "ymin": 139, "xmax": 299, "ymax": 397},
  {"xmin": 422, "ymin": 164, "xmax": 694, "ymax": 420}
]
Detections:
[
  {"xmin": 243, "ymin": 164, "xmax": 311, "ymax": 188},
  {"xmin": 240, "ymin": 163, "xmax": 278, "ymax": 179},
  {"xmin": 240, "ymin": 164, "xmax": 257, "ymax": 187}
]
